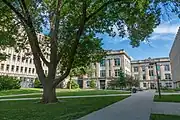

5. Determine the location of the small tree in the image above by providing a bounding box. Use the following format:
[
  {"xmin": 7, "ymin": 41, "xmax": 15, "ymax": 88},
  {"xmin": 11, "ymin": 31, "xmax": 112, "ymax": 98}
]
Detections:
[
  {"xmin": 90, "ymin": 79, "xmax": 96, "ymax": 89},
  {"xmin": 126, "ymin": 75, "xmax": 139, "ymax": 88},
  {"xmin": 117, "ymin": 68, "xmax": 126, "ymax": 89}
]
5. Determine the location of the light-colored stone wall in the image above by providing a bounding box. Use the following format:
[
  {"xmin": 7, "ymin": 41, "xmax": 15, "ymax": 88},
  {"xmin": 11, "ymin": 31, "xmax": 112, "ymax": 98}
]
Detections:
[{"xmin": 170, "ymin": 27, "xmax": 180, "ymax": 87}]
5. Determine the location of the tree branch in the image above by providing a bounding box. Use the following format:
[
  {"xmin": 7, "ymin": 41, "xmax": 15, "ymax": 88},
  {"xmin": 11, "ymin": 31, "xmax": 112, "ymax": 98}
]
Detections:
[
  {"xmin": 2, "ymin": 0, "xmax": 28, "ymax": 24},
  {"xmin": 53, "ymin": 0, "xmax": 87, "ymax": 87},
  {"xmin": 86, "ymin": 0, "xmax": 120, "ymax": 21}
]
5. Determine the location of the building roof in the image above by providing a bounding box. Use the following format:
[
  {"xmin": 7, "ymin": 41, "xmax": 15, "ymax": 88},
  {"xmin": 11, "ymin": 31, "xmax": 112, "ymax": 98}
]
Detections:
[
  {"xmin": 105, "ymin": 49, "xmax": 131, "ymax": 60},
  {"xmin": 131, "ymin": 57, "xmax": 170, "ymax": 64}
]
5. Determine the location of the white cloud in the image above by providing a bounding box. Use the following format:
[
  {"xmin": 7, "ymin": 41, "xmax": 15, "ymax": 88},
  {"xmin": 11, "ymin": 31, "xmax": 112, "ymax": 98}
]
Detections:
[
  {"xmin": 149, "ymin": 33, "xmax": 175, "ymax": 41},
  {"xmin": 153, "ymin": 23, "xmax": 180, "ymax": 34}
]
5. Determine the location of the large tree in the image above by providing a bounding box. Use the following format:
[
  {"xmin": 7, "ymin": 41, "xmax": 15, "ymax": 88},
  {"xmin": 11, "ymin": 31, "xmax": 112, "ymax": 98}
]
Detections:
[{"xmin": 1, "ymin": 0, "xmax": 179, "ymax": 103}]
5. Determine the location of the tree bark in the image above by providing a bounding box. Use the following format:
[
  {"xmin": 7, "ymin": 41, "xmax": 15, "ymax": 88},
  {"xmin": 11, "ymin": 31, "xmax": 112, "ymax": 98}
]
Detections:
[{"xmin": 41, "ymin": 80, "xmax": 58, "ymax": 103}]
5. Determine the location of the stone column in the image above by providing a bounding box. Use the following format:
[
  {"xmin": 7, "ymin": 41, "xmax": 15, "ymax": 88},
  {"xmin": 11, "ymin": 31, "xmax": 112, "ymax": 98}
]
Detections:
[
  {"xmin": 105, "ymin": 60, "xmax": 109, "ymax": 78},
  {"xmin": 96, "ymin": 63, "xmax": 100, "ymax": 77},
  {"xmin": 110, "ymin": 59, "xmax": 114, "ymax": 77},
  {"xmin": 153, "ymin": 65, "xmax": 157, "ymax": 80},
  {"xmin": 138, "ymin": 66, "xmax": 143, "ymax": 80},
  {"xmin": 160, "ymin": 65, "xmax": 165, "ymax": 80},
  {"xmin": 91, "ymin": 63, "xmax": 96, "ymax": 78},
  {"xmin": 145, "ymin": 66, "xmax": 150, "ymax": 80}
]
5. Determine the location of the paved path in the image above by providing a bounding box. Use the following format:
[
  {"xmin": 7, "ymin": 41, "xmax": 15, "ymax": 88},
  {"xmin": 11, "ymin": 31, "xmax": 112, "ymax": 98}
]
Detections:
[
  {"xmin": 152, "ymin": 102, "xmax": 180, "ymax": 115},
  {"xmin": 155, "ymin": 93, "xmax": 180, "ymax": 95},
  {"xmin": 0, "ymin": 94, "xmax": 130, "ymax": 101},
  {"xmin": 78, "ymin": 90, "xmax": 155, "ymax": 120}
]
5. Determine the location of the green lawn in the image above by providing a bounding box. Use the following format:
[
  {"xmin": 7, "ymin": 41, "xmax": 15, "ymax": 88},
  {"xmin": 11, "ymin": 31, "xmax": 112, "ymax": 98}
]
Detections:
[
  {"xmin": 0, "ymin": 89, "xmax": 130, "ymax": 99},
  {"xmin": 0, "ymin": 88, "xmax": 42, "ymax": 96},
  {"xmin": 154, "ymin": 95, "xmax": 180, "ymax": 103},
  {"xmin": 0, "ymin": 96, "xmax": 128, "ymax": 120},
  {"xmin": 150, "ymin": 114, "xmax": 180, "ymax": 120}
]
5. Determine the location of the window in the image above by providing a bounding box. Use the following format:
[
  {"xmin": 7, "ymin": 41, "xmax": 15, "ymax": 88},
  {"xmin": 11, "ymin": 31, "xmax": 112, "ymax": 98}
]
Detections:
[
  {"xmin": 165, "ymin": 74, "xmax": 171, "ymax": 80},
  {"xmin": 100, "ymin": 59, "xmax": 105, "ymax": 67},
  {"xmin": 25, "ymin": 58, "xmax": 28, "ymax": 63},
  {"xmin": 86, "ymin": 81, "xmax": 90, "ymax": 87},
  {"xmin": 20, "ymin": 67, "xmax": 23, "ymax": 73},
  {"xmin": 25, "ymin": 67, "xmax": 27, "ymax": 73},
  {"xmin": 143, "ymin": 83, "xmax": 146, "ymax": 87},
  {"xmin": 32, "ymin": 68, "xmax": 35, "ymax": 74},
  {"xmin": 45, "ymin": 70, "xmax": 48, "ymax": 75},
  {"xmin": 29, "ymin": 68, "xmax": 31, "ymax": 73},
  {"xmin": 6, "ymin": 64, "xmax": 10, "ymax": 71},
  {"xmin": 13, "ymin": 55, "xmax": 16, "ymax": 61},
  {"xmin": 29, "ymin": 58, "xmax": 32, "ymax": 64},
  {"xmin": 21, "ymin": 57, "xmax": 25, "ymax": 63},
  {"xmin": 148, "ymin": 65, "xmax": 153, "ymax": 69},
  {"xmin": 134, "ymin": 67, "xmax": 138, "ymax": 72},
  {"xmin": 17, "ymin": 56, "xmax": 20, "ymax": 62},
  {"xmin": 1, "ymin": 64, "xmax": 4, "ymax": 71},
  {"xmin": 134, "ymin": 74, "xmax": 139, "ymax": 80},
  {"xmin": 100, "ymin": 70, "xmax": 106, "ymax": 77},
  {"xmin": 109, "ymin": 70, "xmax": 111, "ymax": 77},
  {"xmin": 107, "ymin": 59, "xmax": 111, "ymax": 67},
  {"xmin": 149, "ymin": 70, "xmax": 154, "ymax": 76},
  {"xmin": 142, "ymin": 66, "xmax": 145, "ymax": 72},
  {"xmin": 164, "ymin": 65, "xmax": 170, "ymax": 71},
  {"xmin": 143, "ymin": 74, "xmax": 146, "ymax": 80},
  {"xmin": 114, "ymin": 58, "xmax": 120, "ymax": 66},
  {"xmin": 11, "ymin": 65, "xmax": 15, "ymax": 72},
  {"xmin": 114, "ymin": 69, "xmax": 120, "ymax": 77},
  {"xmin": 16, "ymin": 66, "xmax": 19, "ymax": 72}
]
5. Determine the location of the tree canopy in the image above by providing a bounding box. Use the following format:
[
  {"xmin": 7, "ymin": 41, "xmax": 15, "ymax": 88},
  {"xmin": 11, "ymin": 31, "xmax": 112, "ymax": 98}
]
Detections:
[{"xmin": 0, "ymin": 0, "xmax": 179, "ymax": 103}]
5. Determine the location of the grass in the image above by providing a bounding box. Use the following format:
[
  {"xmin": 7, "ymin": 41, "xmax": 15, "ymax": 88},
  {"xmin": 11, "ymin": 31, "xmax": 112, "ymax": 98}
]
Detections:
[
  {"xmin": 150, "ymin": 114, "xmax": 180, "ymax": 120},
  {"xmin": 154, "ymin": 95, "xmax": 180, "ymax": 103},
  {"xmin": 0, "ymin": 89, "xmax": 130, "ymax": 99},
  {"xmin": 0, "ymin": 96, "xmax": 128, "ymax": 120},
  {"xmin": 0, "ymin": 88, "xmax": 42, "ymax": 96}
]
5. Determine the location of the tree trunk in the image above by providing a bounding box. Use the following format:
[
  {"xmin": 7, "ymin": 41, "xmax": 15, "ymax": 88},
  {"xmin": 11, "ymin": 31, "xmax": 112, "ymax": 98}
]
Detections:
[
  {"xmin": 69, "ymin": 76, "xmax": 72, "ymax": 90},
  {"xmin": 41, "ymin": 82, "xmax": 58, "ymax": 104}
]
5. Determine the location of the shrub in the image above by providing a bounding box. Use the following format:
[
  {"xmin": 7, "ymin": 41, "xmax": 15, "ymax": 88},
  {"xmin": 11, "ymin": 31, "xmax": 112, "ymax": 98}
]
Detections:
[
  {"xmin": 90, "ymin": 79, "xmax": 96, "ymax": 88},
  {"xmin": 34, "ymin": 79, "xmax": 42, "ymax": 88},
  {"xmin": 0, "ymin": 75, "xmax": 21, "ymax": 90},
  {"xmin": 67, "ymin": 80, "xmax": 79, "ymax": 89}
]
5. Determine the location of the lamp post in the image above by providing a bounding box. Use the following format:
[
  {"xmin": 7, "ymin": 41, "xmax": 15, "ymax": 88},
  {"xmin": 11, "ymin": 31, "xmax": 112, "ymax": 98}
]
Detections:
[{"xmin": 148, "ymin": 58, "xmax": 161, "ymax": 98}]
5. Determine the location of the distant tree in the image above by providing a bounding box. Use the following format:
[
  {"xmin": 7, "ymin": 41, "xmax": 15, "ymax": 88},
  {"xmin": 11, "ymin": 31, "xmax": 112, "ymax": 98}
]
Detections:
[
  {"xmin": 90, "ymin": 79, "xmax": 96, "ymax": 89},
  {"xmin": 117, "ymin": 68, "xmax": 126, "ymax": 89},
  {"xmin": 126, "ymin": 75, "xmax": 139, "ymax": 88}
]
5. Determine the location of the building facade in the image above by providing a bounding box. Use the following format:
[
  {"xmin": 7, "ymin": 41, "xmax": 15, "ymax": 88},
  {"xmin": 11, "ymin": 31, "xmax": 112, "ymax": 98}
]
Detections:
[
  {"xmin": 79, "ymin": 49, "xmax": 131, "ymax": 89},
  {"xmin": 170, "ymin": 27, "xmax": 180, "ymax": 88},
  {"xmin": 131, "ymin": 57, "xmax": 173, "ymax": 89},
  {"xmin": 0, "ymin": 33, "xmax": 48, "ymax": 88}
]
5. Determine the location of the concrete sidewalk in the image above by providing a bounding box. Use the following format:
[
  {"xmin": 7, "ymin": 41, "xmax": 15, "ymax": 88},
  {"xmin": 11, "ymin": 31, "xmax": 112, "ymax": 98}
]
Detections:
[
  {"xmin": 78, "ymin": 90, "xmax": 155, "ymax": 120},
  {"xmin": 0, "ymin": 94, "xmax": 130, "ymax": 101},
  {"xmin": 152, "ymin": 102, "xmax": 180, "ymax": 116}
]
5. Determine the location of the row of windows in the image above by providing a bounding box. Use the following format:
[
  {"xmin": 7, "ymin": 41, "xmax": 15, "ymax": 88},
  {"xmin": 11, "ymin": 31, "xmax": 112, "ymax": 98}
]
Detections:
[
  {"xmin": 9, "ymin": 54, "xmax": 34, "ymax": 64},
  {"xmin": 0, "ymin": 64, "xmax": 48, "ymax": 75},
  {"xmin": 8, "ymin": 54, "xmax": 50, "ymax": 65},
  {"xmin": 0, "ymin": 64, "xmax": 36, "ymax": 74},
  {"xmin": 133, "ymin": 64, "xmax": 170, "ymax": 72},
  {"xmin": 134, "ymin": 73, "xmax": 171, "ymax": 80},
  {"xmin": 100, "ymin": 58, "xmax": 121, "ymax": 67},
  {"xmin": 143, "ymin": 83, "xmax": 172, "ymax": 88},
  {"xmin": 100, "ymin": 69, "xmax": 121, "ymax": 77}
]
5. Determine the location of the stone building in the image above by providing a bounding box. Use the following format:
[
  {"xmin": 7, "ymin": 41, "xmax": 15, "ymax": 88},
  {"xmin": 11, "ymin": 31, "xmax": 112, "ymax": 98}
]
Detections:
[
  {"xmin": 131, "ymin": 57, "xmax": 173, "ymax": 89},
  {"xmin": 170, "ymin": 27, "xmax": 180, "ymax": 88},
  {"xmin": 0, "ymin": 33, "xmax": 48, "ymax": 88},
  {"xmin": 78, "ymin": 49, "xmax": 131, "ymax": 89}
]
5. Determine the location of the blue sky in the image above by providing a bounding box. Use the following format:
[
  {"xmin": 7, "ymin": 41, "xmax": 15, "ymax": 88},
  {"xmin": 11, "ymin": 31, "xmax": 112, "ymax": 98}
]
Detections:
[{"xmin": 99, "ymin": 15, "xmax": 180, "ymax": 60}]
